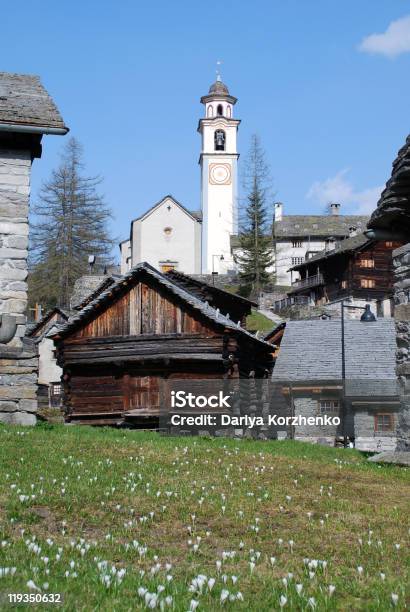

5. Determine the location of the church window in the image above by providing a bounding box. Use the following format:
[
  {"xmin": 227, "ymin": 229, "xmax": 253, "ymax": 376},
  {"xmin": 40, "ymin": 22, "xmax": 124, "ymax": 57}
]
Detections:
[
  {"xmin": 292, "ymin": 240, "xmax": 303, "ymax": 248},
  {"xmin": 163, "ymin": 227, "xmax": 172, "ymax": 236},
  {"xmin": 226, "ymin": 105, "xmax": 231, "ymax": 117},
  {"xmin": 215, "ymin": 130, "xmax": 225, "ymax": 151},
  {"xmin": 292, "ymin": 257, "xmax": 304, "ymax": 265},
  {"xmin": 207, "ymin": 105, "xmax": 213, "ymax": 117},
  {"xmin": 217, "ymin": 104, "xmax": 223, "ymax": 116}
]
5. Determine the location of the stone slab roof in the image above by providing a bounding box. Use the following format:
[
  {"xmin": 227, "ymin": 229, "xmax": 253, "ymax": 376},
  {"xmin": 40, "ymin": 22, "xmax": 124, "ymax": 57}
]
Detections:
[
  {"xmin": 70, "ymin": 275, "xmax": 114, "ymax": 310},
  {"xmin": 274, "ymin": 215, "xmax": 369, "ymax": 238},
  {"xmin": 0, "ymin": 72, "xmax": 68, "ymax": 132},
  {"xmin": 368, "ymin": 134, "xmax": 410, "ymax": 233},
  {"xmin": 272, "ymin": 319, "xmax": 398, "ymax": 397},
  {"xmin": 289, "ymin": 233, "xmax": 371, "ymax": 271}
]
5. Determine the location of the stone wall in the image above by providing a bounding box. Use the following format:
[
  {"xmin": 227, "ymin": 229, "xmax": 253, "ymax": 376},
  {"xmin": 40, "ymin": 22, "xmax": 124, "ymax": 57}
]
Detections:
[
  {"xmin": 393, "ymin": 242, "xmax": 410, "ymax": 450},
  {"xmin": 0, "ymin": 148, "xmax": 38, "ymax": 424}
]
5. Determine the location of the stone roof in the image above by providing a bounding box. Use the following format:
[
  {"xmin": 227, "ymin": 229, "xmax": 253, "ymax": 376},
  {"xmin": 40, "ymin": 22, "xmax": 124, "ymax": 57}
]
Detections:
[
  {"xmin": 274, "ymin": 215, "xmax": 369, "ymax": 238},
  {"xmin": 0, "ymin": 72, "xmax": 68, "ymax": 132},
  {"xmin": 209, "ymin": 79, "xmax": 230, "ymax": 95},
  {"xmin": 53, "ymin": 262, "xmax": 273, "ymax": 350},
  {"xmin": 272, "ymin": 319, "xmax": 398, "ymax": 397},
  {"xmin": 289, "ymin": 233, "xmax": 371, "ymax": 271},
  {"xmin": 70, "ymin": 275, "xmax": 114, "ymax": 311},
  {"xmin": 368, "ymin": 134, "xmax": 410, "ymax": 233},
  {"xmin": 26, "ymin": 307, "xmax": 69, "ymax": 339}
]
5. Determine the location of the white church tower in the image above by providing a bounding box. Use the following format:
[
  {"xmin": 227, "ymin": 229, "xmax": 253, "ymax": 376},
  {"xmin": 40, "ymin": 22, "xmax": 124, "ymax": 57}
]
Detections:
[{"xmin": 198, "ymin": 74, "xmax": 240, "ymax": 274}]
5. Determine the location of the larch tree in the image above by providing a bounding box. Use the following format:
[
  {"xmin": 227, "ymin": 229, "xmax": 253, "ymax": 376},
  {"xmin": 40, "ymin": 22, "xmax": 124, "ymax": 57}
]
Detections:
[
  {"xmin": 236, "ymin": 134, "xmax": 274, "ymax": 296},
  {"xmin": 29, "ymin": 137, "xmax": 115, "ymax": 309}
]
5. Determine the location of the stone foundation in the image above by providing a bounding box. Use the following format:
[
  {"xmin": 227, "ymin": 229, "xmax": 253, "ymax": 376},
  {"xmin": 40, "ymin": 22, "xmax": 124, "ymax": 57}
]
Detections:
[{"xmin": 393, "ymin": 242, "xmax": 410, "ymax": 450}]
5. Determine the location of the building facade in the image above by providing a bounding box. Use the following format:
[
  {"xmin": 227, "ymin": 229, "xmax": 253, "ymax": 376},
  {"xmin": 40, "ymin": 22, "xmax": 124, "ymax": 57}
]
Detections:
[
  {"xmin": 287, "ymin": 234, "xmax": 402, "ymax": 317},
  {"xmin": 272, "ymin": 202, "xmax": 369, "ymax": 286}
]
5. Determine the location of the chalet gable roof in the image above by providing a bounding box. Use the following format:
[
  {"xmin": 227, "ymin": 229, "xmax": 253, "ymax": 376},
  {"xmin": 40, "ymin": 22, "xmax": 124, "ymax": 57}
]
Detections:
[
  {"xmin": 52, "ymin": 262, "xmax": 272, "ymax": 349},
  {"xmin": 272, "ymin": 319, "xmax": 398, "ymax": 397},
  {"xmin": 166, "ymin": 269, "xmax": 258, "ymax": 309},
  {"xmin": 0, "ymin": 72, "xmax": 68, "ymax": 133},
  {"xmin": 26, "ymin": 307, "xmax": 69, "ymax": 339},
  {"xmin": 288, "ymin": 233, "xmax": 371, "ymax": 271}
]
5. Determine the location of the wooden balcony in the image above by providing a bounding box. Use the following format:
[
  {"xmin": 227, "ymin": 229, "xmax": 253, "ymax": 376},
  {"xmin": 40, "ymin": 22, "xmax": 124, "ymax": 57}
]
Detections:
[{"xmin": 289, "ymin": 273, "xmax": 324, "ymax": 293}]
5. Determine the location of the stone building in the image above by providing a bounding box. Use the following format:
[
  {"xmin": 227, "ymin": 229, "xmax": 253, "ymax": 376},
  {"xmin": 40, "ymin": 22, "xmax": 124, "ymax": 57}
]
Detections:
[
  {"xmin": 271, "ymin": 319, "xmax": 399, "ymax": 451},
  {"xmin": 367, "ymin": 134, "xmax": 410, "ymax": 452},
  {"xmin": 0, "ymin": 72, "xmax": 67, "ymax": 425}
]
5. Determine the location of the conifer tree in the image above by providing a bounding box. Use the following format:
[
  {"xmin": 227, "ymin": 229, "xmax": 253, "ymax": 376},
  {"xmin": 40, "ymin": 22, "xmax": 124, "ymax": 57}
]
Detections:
[
  {"xmin": 236, "ymin": 134, "xmax": 274, "ymax": 296},
  {"xmin": 29, "ymin": 138, "xmax": 115, "ymax": 309}
]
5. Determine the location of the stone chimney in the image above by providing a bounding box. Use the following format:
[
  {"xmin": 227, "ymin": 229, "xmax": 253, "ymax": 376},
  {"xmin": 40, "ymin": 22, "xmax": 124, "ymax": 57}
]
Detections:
[
  {"xmin": 349, "ymin": 225, "xmax": 358, "ymax": 237},
  {"xmin": 274, "ymin": 202, "xmax": 283, "ymax": 222},
  {"xmin": 330, "ymin": 202, "xmax": 341, "ymax": 216}
]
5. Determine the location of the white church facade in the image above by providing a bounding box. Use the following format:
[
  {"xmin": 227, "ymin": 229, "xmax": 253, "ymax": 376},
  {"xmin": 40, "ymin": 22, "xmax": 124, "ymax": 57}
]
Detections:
[{"xmin": 120, "ymin": 76, "xmax": 239, "ymax": 276}]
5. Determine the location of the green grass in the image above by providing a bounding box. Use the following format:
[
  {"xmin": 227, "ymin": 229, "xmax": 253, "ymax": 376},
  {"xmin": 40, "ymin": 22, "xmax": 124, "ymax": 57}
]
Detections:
[
  {"xmin": 246, "ymin": 310, "xmax": 274, "ymax": 333},
  {"xmin": 0, "ymin": 425, "xmax": 408, "ymax": 610}
]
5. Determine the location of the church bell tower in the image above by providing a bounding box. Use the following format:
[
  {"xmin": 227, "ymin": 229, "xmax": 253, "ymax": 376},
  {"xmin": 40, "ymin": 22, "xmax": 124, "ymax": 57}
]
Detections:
[{"xmin": 198, "ymin": 74, "xmax": 240, "ymax": 274}]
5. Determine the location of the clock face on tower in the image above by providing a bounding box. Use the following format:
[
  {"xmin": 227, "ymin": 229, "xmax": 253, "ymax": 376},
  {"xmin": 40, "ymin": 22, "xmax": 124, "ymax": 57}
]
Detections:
[{"xmin": 209, "ymin": 163, "xmax": 232, "ymax": 185}]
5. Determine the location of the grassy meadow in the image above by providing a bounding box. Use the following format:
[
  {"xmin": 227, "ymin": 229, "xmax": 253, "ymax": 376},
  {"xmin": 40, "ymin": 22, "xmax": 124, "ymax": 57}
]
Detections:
[{"xmin": 0, "ymin": 424, "xmax": 408, "ymax": 610}]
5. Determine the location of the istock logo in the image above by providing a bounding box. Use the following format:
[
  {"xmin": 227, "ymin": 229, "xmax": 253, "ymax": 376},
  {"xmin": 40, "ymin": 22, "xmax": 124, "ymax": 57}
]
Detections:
[{"xmin": 170, "ymin": 390, "xmax": 232, "ymax": 409}]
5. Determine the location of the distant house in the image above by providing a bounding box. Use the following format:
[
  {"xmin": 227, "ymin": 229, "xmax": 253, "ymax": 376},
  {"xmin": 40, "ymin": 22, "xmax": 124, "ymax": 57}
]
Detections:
[
  {"xmin": 287, "ymin": 234, "xmax": 402, "ymax": 317},
  {"xmin": 27, "ymin": 308, "xmax": 69, "ymax": 410},
  {"xmin": 165, "ymin": 269, "xmax": 257, "ymax": 326},
  {"xmin": 272, "ymin": 202, "xmax": 369, "ymax": 286},
  {"xmin": 271, "ymin": 319, "xmax": 400, "ymax": 451},
  {"xmin": 51, "ymin": 262, "xmax": 274, "ymax": 426}
]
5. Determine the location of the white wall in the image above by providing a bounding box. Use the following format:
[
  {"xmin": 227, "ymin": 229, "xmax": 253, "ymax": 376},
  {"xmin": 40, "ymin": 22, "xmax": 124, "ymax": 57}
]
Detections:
[
  {"xmin": 38, "ymin": 337, "xmax": 62, "ymax": 386},
  {"xmin": 120, "ymin": 239, "xmax": 131, "ymax": 275},
  {"xmin": 275, "ymin": 239, "xmax": 327, "ymax": 286},
  {"xmin": 132, "ymin": 197, "xmax": 201, "ymax": 274}
]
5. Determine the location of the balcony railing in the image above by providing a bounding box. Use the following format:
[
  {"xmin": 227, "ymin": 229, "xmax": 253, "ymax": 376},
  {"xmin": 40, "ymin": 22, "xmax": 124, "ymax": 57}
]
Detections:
[
  {"xmin": 272, "ymin": 295, "xmax": 310, "ymax": 312},
  {"xmin": 289, "ymin": 272, "xmax": 324, "ymax": 293}
]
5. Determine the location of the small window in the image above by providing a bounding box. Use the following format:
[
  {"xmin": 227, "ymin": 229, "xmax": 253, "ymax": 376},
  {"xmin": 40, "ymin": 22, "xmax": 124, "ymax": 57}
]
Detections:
[
  {"xmin": 214, "ymin": 130, "xmax": 225, "ymax": 151},
  {"xmin": 160, "ymin": 263, "xmax": 177, "ymax": 273},
  {"xmin": 51, "ymin": 384, "xmax": 61, "ymax": 396},
  {"xmin": 319, "ymin": 399, "xmax": 340, "ymax": 414},
  {"xmin": 163, "ymin": 226, "xmax": 172, "ymax": 236},
  {"xmin": 374, "ymin": 413, "xmax": 394, "ymax": 432},
  {"xmin": 292, "ymin": 240, "xmax": 303, "ymax": 248},
  {"xmin": 341, "ymin": 280, "xmax": 347, "ymax": 289},
  {"xmin": 385, "ymin": 241, "xmax": 393, "ymax": 247},
  {"xmin": 360, "ymin": 259, "xmax": 375, "ymax": 268},
  {"xmin": 217, "ymin": 104, "xmax": 223, "ymax": 116},
  {"xmin": 226, "ymin": 105, "xmax": 231, "ymax": 117},
  {"xmin": 360, "ymin": 278, "xmax": 375, "ymax": 289},
  {"xmin": 292, "ymin": 257, "xmax": 304, "ymax": 265},
  {"xmin": 207, "ymin": 105, "xmax": 213, "ymax": 118}
]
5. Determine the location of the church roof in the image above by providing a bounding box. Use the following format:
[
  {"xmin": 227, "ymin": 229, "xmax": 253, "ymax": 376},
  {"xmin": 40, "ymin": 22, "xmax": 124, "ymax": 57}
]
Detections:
[
  {"xmin": 131, "ymin": 195, "xmax": 202, "ymax": 225},
  {"xmin": 209, "ymin": 79, "xmax": 230, "ymax": 95},
  {"xmin": 0, "ymin": 72, "xmax": 68, "ymax": 133}
]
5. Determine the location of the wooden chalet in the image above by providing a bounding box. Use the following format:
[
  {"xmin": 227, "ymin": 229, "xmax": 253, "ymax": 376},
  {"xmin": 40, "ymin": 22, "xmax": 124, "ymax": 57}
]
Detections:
[
  {"xmin": 51, "ymin": 263, "xmax": 274, "ymax": 426},
  {"xmin": 287, "ymin": 234, "xmax": 403, "ymax": 315},
  {"xmin": 165, "ymin": 269, "xmax": 257, "ymax": 326}
]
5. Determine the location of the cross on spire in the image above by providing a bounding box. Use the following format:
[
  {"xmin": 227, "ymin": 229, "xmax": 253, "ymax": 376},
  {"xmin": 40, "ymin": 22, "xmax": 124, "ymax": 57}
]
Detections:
[{"xmin": 216, "ymin": 60, "xmax": 222, "ymax": 82}]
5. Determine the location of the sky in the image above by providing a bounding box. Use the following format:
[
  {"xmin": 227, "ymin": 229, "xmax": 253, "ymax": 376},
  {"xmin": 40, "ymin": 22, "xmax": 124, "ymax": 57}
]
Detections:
[{"xmin": 2, "ymin": 1, "xmax": 410, "ymax": 260}]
